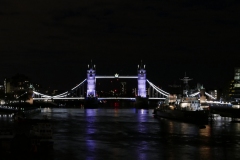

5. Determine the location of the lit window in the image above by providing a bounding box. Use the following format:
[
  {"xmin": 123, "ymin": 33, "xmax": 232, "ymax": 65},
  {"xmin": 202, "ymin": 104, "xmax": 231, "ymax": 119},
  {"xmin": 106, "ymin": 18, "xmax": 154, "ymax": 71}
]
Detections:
[
  {"xmin": 234, "ymin": 84, "xmax": 240, "ymax": 87},
  {"xmin": 234, "ymin": 76, "xmax": 240, "ymax": 80}
]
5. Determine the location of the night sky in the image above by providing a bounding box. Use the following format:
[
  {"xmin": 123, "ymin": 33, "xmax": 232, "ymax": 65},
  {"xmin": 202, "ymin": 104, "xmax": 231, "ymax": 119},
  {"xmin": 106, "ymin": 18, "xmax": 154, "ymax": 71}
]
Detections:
[{"xmin": 1, "ymin": 0, "xmax": 240, "ymax": 92}]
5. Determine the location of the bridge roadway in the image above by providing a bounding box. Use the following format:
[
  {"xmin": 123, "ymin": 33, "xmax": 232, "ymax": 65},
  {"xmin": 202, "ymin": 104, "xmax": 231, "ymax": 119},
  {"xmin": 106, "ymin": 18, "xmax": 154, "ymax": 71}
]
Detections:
[
  {"xmin": 32, "ymin": 97, "xmax": 232, "ymax": 107},
  {"xmin": 33, "ymin": 97, "xmax": 166, "ymax": 100},
  {"xmin": 95, "ymin": 76, "xmax": 138, "ymax": 78}
]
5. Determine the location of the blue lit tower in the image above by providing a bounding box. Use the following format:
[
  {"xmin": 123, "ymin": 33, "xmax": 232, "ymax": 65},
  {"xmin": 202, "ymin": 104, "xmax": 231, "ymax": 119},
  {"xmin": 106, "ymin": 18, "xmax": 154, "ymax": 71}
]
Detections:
[
  {"xmin": 86, "ymin": 61, "xmax": 96, "ymax": 98},
  {"xmin": 137, "ymin": 61, "xmax": 146, "ymax": 97}
]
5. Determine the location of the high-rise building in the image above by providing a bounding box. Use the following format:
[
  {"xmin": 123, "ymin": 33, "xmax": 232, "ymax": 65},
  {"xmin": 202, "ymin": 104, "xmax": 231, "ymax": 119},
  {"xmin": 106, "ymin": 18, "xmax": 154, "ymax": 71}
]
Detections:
[
  {"xmin": 228, "ymin": 67, "xmax": 240, "ymax": 102},
  {"xmin": 121, "ymin": 82, "xmax": 126, "ymax": 95},
  {"xmin": 208, "ymin": 90, "xmax": 218, "ymax": 100}
]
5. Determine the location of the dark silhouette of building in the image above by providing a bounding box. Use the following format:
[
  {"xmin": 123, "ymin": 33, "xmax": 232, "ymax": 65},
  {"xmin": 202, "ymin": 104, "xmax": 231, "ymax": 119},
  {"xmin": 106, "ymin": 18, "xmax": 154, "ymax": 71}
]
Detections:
[
  {"xmin": 3, "ymin": 74, "xmax": 41, "ymax": 101},
  {"xmin": 226, "ymin": 67, "xmax": 240, "ymax": 102}
]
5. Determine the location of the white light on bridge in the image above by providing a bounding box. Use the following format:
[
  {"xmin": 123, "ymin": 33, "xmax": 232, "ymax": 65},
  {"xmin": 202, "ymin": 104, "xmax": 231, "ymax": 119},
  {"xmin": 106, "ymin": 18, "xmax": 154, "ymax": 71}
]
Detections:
[{"xmin": 96, "ymin": 76, "xmax": 138, "ymax": 78}]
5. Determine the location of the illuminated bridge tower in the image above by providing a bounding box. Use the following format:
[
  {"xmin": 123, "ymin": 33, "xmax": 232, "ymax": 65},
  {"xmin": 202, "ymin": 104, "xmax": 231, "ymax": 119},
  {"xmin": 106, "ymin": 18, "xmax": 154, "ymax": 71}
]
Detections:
[
  {"xmin": 136, "ymin": 61, "xmax": 148, "ymax": 108},
  {"xmin": 86, "ymin": 61, "xmax": 96, "ymax": 98},
  {"xmin": 137, "ymin": 61, "xmax": 147, "ymax": 97}
]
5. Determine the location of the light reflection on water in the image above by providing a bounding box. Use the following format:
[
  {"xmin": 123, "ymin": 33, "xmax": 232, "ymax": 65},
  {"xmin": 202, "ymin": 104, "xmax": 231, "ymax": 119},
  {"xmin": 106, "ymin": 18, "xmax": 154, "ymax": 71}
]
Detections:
[
  {"xmin": 0, "ymin": 113, "xmax": 14, "ymax": 124},
  {"xmin": 2, "ymin": 107, "xmax": 240, "ymax": 159}
]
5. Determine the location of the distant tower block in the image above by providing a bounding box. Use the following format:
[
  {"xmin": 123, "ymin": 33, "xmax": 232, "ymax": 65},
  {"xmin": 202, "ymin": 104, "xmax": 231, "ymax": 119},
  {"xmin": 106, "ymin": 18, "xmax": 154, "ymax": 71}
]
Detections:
[
  {"xmin": 121, "ymin": 82, "xmax": 126, "ymax": 95},
  {"xmin": 87, "ymin": 61, "xmax": 96, "ymax": 97},
  {"xmin": 137, "ymin": 61, "xmax": 146, "ymax": 97}
]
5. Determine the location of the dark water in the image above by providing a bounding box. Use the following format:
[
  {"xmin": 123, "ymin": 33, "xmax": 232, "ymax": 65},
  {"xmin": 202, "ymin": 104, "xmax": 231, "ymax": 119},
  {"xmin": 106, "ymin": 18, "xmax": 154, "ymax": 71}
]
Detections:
[{"xmin": 1, "ymin": 107, "xmax": 240, "ymax": 160}]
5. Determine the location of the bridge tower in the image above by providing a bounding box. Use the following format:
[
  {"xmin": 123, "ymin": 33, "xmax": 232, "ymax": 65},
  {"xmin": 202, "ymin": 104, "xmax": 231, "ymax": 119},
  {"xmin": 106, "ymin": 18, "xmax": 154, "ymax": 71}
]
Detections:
[
  {"xmin": 137, "ymin": 61, "xmax": 146, "ymax": 97},
  {"xmin": 86, "ymin": 61, "xmax": 96, "ymax": 98}
]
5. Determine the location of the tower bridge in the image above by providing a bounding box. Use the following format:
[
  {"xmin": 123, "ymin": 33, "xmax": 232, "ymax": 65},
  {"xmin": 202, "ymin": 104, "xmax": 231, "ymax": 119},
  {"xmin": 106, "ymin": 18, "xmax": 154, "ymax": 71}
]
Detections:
[
  {"xmin": 86, "ymin": 61, "xmax": 148, "ymax": 99},
  {"xmin": 23, "ymin": 60, "xmax": 218, "ymax": 107},
  {"xmin": 31, "ymin": 61, "xmax": 169, "ymax": 104}
]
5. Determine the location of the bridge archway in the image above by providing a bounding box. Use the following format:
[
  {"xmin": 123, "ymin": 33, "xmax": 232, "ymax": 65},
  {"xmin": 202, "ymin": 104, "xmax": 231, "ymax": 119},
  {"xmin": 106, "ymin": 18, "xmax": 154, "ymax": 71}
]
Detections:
[{"xmin": 30, "ymin": 61, "xmax": 169, "ymax": 102}]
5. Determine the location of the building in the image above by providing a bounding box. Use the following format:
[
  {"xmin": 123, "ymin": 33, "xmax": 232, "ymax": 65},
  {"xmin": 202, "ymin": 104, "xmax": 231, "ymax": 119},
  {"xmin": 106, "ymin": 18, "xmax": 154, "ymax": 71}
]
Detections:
[
  {"xmin": 228, "ymin": 67, "xmax": 240, "ymax": 102},
  {"xmin": 121, "ymin": 82, "xmax": 127, "ymax": 95},
  {"xmin": 4, "ymin": 74, "xmax": 41, "ymax": 100},
  {"xmin": 208, "ymin": 90, "xmax": 218, "ymax": 100},
  {"xmin": 0, "ymin": 84, "xmax": 5, "ymax": 101}
]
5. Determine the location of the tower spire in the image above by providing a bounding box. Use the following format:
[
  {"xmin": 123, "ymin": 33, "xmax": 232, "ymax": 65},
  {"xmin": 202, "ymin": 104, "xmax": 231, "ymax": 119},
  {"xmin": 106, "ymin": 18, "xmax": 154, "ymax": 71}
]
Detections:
[
  {"xmin": 88, "ymin": 59, "xmax": 96, "ymax": 69},
  {"xmin": 139, "ymin": 60, "xmax": 145, "ymax": 69}
]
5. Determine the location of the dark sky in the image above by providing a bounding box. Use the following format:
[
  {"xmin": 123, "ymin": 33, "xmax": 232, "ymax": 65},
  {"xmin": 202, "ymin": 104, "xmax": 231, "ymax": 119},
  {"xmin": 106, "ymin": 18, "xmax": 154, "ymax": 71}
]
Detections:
[{"xmin": 1, "ymin": 0, "xmax": 240, "ymax": 92}]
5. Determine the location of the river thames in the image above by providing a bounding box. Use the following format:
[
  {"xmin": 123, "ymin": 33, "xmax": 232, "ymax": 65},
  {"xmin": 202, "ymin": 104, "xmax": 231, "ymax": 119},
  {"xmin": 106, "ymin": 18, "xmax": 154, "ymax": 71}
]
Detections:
[{"xmin": 1, "ymin": 107, "xmax": 240, "ymax": 160}]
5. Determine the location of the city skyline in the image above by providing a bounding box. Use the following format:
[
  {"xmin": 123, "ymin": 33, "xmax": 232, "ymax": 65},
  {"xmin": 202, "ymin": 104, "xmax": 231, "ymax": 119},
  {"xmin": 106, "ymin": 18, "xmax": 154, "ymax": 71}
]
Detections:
[
  {"xmin": 1, "ymin": 0, "xmax": 239, "ymax": 91},
  {"xmin": 1, "ymin": 64, "xmax": 236, "ymax": 92}
]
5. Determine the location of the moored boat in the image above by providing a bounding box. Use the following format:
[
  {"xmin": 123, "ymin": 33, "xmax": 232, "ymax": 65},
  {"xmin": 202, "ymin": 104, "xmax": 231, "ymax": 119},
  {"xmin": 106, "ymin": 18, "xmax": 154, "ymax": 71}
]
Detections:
[
  {"xmin": 153, "ymin": 95, "xmax": 209, "ymax": 124},
  {"xmin": 153, "ymin": 74, "xmax": 210, "ymax": 125},
  {"xmin": 210, "ymin": 102, "xmax": 240, "ymax": 118}
]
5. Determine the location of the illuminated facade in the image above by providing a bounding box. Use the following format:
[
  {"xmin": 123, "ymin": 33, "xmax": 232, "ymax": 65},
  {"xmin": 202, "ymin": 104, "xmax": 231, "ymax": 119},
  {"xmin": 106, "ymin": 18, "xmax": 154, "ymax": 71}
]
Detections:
[
  {"xmin": 86, "ymin": 62, "xmax": 96, "ymax": 97},
  {"xmin": 137, "ymin": 62, "xmax": 146, "ymax": 97},
  {"xmin": 208, "ymin": 90, "xmax": 218, "ymax": 100},
  {"xmin": 3, "ymin": 74, "xmax": 41, "ymax": 100},
  {"xmin": 4, "ymin": 78, "xmax": 11, "ymax": 94},
  {"xmin": 121, "ymin": 82, "xmax": 126, "ymax": 95},
  {"xmin": 228, "ymin": 67, "xmax": 240, "ymax": 102}
]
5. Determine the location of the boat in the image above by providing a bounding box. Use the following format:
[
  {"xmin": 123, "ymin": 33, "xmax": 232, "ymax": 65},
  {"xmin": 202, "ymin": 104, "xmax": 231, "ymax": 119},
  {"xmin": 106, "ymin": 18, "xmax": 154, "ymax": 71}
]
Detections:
[
  {"xmin": 200, "ymin": 102, "xmax": 210, "ymax": 110},
  {"xmin": 210, "ymin": 101, "xmax": 240, "ymax": 118},
  {"xmin": 153, "ymin": 95, "xmax": 210, "ymax": 124},
  {"xmin": 0, "ymin": 105, "xmax": 18, "ymax": 114},
  {"xmin": 153, "ymin": 75, "xmax": 210, "ymax": 125}
]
